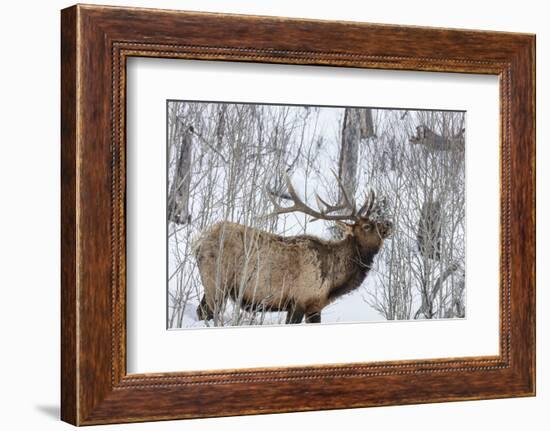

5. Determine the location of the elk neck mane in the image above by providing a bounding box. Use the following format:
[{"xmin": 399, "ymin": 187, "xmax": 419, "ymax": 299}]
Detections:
[{"xmin": 324, "ymin": 235, "xmax": 380, "ymax": 302}]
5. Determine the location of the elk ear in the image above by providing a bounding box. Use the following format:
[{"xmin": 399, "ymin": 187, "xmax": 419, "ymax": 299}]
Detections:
[{"xmin": 335, "ymin": 221, "xmax": 354, "ymax": 237}]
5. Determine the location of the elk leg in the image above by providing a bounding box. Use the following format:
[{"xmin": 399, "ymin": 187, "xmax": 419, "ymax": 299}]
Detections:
[
  {"xmin": 286, "ymin": 304, "xmax": 304, "ymax": 324},
  {"xmin": 196, "ymin": 294, "xmax": 214, "ymax": 321},
  {"xmin": 305, "ymin": 311, "xmax": 321, "ymax": 324}
]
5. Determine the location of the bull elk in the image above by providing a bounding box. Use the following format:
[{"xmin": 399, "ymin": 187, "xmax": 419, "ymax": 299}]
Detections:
[{"xmin": 193, "ymin": 175, "xmax": 393, "ymax": 325}]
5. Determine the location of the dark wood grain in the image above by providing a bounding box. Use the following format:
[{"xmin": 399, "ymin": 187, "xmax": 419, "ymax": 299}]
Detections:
[
  {"xmin": 61, "ymin": 4, "xmax": 536, "ymax": 425},
  {"xmin": 60, "ymin": 6, "xmax": 77, "ymax": 425}
]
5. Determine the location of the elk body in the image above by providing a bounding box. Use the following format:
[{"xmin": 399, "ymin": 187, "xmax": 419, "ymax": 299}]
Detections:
[{"xmin": 193, "ymin": 176, "xmax": 392, "ymax": 324}]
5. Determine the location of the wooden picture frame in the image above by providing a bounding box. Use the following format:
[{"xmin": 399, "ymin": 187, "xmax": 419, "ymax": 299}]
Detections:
[{"xmin": 61, "ymin": 4, "xmax": 536, "ymax": 425}]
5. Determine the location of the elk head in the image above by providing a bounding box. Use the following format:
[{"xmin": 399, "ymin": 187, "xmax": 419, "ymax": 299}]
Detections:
[{"xmin": 266, "ymin": 173, "xmax": 393, "ymax": 250}]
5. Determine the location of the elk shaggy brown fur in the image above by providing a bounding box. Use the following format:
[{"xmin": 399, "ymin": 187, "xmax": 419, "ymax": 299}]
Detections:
[{"xmin": 193, "ymin": 175, "xmax": 392, "ymax": 324}]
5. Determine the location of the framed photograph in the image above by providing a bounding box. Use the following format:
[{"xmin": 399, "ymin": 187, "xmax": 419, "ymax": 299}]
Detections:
[{"xmin": 61, "ymin": 4, "xmax": 536, "ymax": 425}]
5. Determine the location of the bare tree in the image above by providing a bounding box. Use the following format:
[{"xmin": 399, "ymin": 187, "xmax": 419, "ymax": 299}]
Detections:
[
  {"xmin": 364, "ymin": 109, "xmax": 465, "ymax": 320},
  {"xmin": 417, "ymin": 199, "xmax": 442, "ymax": 260},
  {"xmin": 337, "ymin": 108, "xmax": 362, "ymax": 199},
  {"xmin": 359, "ymin": 108, "xmax": 375, "ymax": 139},
  {"xmin": 168, "ymin": 123, "xmax": 193, "ymax": 224}
]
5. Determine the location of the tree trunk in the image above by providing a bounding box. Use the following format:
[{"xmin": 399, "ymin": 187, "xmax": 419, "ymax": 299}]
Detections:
[
  {"xmin": 417, "ymin": 199, "xmax": 442, "ymax": 260},
  {"xmin": 337, "ymin": 108, "xmax": 364, "ymax": 200},
  {"xmin": 168, "ymin": 128, "xmax": 193, "ymax": 224},
  {"xmin": 359, "ymin": 108, "xmax": 375, "ymax": 139},
  {"xmin": 329, "ymin": 108, "xmax": 371, "ymax": 239}
]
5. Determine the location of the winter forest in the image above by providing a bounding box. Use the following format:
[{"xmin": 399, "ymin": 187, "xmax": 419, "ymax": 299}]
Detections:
[{"xmin": 167, "ymin": 100, "xmax": 466, "ymax": 329}]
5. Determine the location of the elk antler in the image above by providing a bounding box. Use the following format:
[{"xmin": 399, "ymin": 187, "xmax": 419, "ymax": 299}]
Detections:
[
  {"xmin": 358, "ymin": 189, "xmax": 376, "ymax": 218},
  {"xmin": 266, "ymin": 173, "xmax": 359, "ymax": 222},
  {"xmin": 329, "ymin": 169, "xmax": 357, "ymax": 216}
]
